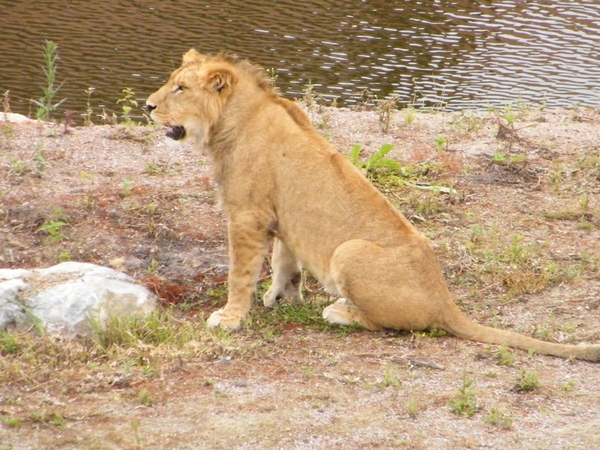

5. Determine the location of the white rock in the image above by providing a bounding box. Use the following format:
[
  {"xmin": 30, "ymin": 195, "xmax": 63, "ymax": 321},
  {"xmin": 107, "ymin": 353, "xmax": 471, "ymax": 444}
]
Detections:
[
  {"xmin": 0, "ymin": 262, "xmax": 159, "ymax": 338},
  {"xmin": 0, "ymin": 112, "xmax": 35, "ymax": 123}
]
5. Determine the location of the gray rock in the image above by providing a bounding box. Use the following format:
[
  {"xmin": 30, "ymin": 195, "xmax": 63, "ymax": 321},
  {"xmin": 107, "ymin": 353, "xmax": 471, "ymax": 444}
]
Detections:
[{"xmin": 0, "ymin": 262, "xmax": 158, "ymax": 337}]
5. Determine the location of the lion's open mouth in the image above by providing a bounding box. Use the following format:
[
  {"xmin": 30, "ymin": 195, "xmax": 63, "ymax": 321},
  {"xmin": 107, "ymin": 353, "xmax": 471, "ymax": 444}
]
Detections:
[{"xmin": 166, "ymin": 125, "xmax": 186, "ymax": 141}]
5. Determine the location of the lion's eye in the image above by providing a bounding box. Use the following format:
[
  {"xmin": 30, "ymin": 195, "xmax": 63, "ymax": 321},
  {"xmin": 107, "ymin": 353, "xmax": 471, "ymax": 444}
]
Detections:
[{"xmin": 174, "ymin": 85, "xmax": 184, "ymax": 93}]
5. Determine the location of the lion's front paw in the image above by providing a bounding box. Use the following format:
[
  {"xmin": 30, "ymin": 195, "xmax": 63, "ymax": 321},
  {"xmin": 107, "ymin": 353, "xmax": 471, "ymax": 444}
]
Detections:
[{"xmin": 206, "ymin": 308, "xmax": 243, "ymax": 330}]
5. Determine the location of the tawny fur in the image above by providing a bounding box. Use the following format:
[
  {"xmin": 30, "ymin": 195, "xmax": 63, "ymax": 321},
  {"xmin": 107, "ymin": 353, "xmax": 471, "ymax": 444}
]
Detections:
[{"xmin": 146, "ymin": 49, "xmax": 599, "ymax": 362}]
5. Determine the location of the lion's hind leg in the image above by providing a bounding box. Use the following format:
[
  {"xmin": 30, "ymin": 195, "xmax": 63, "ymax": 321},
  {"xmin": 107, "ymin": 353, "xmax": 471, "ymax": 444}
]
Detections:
[
  {"xmin": 263, "ymin": 238, "xmax": 304, "ymax": 308},
  {"xmin": 323, "ymin": 298, "xmax": 383, "ymax": 331}
]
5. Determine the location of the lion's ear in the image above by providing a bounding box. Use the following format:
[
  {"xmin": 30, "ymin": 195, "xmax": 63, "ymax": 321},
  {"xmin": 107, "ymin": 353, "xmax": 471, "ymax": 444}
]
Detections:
[
  {"xmin": 206, "ymin": 69, "xmax": 237, "ymax": 97},
  {"xmin": 182, "ymin": 49, "xmax": 205, "ymax": 65}
]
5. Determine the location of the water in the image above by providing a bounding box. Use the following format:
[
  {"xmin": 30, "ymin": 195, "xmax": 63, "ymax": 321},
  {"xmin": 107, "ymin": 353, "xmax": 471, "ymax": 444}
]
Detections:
[{"xmin": 1, "ymin": 0, "xmax": 600, "ymax": 121}]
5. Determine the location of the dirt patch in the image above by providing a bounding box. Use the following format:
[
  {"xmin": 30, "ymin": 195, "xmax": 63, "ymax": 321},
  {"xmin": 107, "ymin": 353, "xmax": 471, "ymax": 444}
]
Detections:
[{"xmin": 1, "ymin": 106, "xmax": 599, "ymax": 449}]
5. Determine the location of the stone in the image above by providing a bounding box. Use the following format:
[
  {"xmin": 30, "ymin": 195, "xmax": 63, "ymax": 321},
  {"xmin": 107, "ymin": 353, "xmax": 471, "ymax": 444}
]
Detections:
[{"xmin": 0, "ymin": 262, "xmax": 159, "ymax": 338}]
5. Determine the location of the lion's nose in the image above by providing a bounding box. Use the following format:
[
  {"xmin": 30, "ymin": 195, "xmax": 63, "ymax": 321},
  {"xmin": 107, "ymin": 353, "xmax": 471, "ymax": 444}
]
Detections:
[{"xmin": 144, "ymin": 103, "xmax": 156, "ymax": 112}]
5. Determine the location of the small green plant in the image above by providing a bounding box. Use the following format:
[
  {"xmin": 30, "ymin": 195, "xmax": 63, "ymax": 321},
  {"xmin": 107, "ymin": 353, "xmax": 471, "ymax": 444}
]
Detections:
[
  {"xmin": 511, "ymin": 369, "xmax": 541, "ymax": 392},
  {"xmin": 1, "ymin": 416, "xmax": 23, "ymax": 428},
  {"xmin": 131, "ymin": 420, "xmax": 142, "ymax": 448},
  {"xmin": 38, "ymin": 209, "xmax": 69, "ymax": 243},
  {"xmin": 116, "ymin": 87, "xmax": 138, "ymax": 124},
  {"xmin": 121, "ymin": 179, "xmax": 133, "ymax": 197},
  {"xmin": 403, "ymin": 106, "xmax": 415, "ymax": 125},
  {"xmin": 38, "ymin": 220, "xmax": 68, "ymax": 243},
  {"xmin": 30, "ymin": 410, "xmax": 65, "ymax": 428},
  {"xmin": 82, "ymin": 87, "xmax": 95, "ymax": 126},
  {"xmin": 434, "ymin": 137, "xmax": 448, "ymax": 154},
  {"xmin": 2, "ymin": 90, "xmax": 14, "ymax": 138},
  {"xmin": 146, "ymin": 258, "xmax": 159, "ymax": 275},
  {"xmin": 0, "ymin": 331, "xmax": 20, "ymax": 355},
  {"xmin": 32, "ymin": 40, "xmax": 67, "ymax": 121},
  {"xmin": 407, "ymin": 398, "xmax": 420, "ymax": 418},
  {"xmin": 266, "ymin": 67, "xmax": 278, "ymax": 89},
  {"xmin": 381, "ymin": 363, "xmax": 402, "ymax": 388},
  {"xmin": 486, "ymin": 407, "xmax": 513, "ymax": 430},
  {"xmin": 34, "ymin": 142, "xmax": 46, "ymax": 173},
  {"xmin": 349, "ymin": 144, "xmax": 400, "ymax": 179},
  {"xmin": 58, "ymin": 251, "xmax": 71, "ymax": 263},
  {"xmin": 302, "ymin": 80, "xmax": 320, "ymax": 110},
  {"xmin": 139, "ymin": 389, "xmax": 155, "ymax": 406},
  {"xmin": 377, "ymin": 93, "xmax": 399, "ymax": 133},
  {"xmin": 8, "ymin": 157, "xmax": 28, "ymax": 178},
  {"xmin": 496, "ymin": 345, "xmax": 515, "ymax": 366},
  {"xmin": 448, "ymin": 373, "xmax": 479, "ymax": 417}
]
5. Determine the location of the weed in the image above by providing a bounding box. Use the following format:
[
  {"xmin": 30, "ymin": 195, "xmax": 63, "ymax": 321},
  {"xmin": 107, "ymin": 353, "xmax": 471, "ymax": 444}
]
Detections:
[
  {"xmin": 34, "ymin": 142, "xmax": 46, "ymax": 173},
  {"xmin": 116, "ymin": 88, "xmax": 139, "ymax": 124},
  {"xmin": 82, "ymin": 87, "xmax": 95, "ymax": 125},
  {"xmin": 58, "ymin": 251, "xmax": 71, "ymax": 263},
  {"xmin": 381, "ymin": 363, "xmax": 402, "ymax": 388},
  {"xmin": 451, "ymin": 110, "xmax": 485, "ymax": 135},
  {"xmin": 139, "ymin": 389, "xmax": 155, "ymax": 406},
  {"xmin": 2, "ymin": 90, "xmax": 14, "ymax": 138},
  {"xmin": 38, "ymin": 209, "xmax": 69, "ymax": 243},
  {"xmin": 434, "ymin": 137, "xmax": 448, "ymax": 154},
  {"xmin": 511, "ymin": 369, "xmax": 541, "ymax": 392},
  {"xmin": 146, "ymin": 258, "xmax": 159, "ymax": 275},
  {"xmin": 496, "ymin": 345, "xmax": 515, "ymax": 366},
  {"xmin": 30, "ymin": 410, "xmax": 65, "ymax": 428},
  {"xmin": 121, "ymin": 179, "xmax": 133, "ymax": 197},
  {"xmin": 38, "ymin": 220, "xmax": 68, "ymax": 243},
  {"xmin": 448, "ymin": 373, "xmax": 479, "ymax": 417},
  {"xmin": 131, "ymin": 420, "xmax": 142, "ymax": 448},
  {"xmin": 349, "ymin": 144, "xmax": 400, "ymax": 179},
  {"xmin": 301, "ymin": 366, "xmax": 316, "ymax": 379},
  {"xmin": 8, "ymin": 157, "xmax": 28, "ymax": 178},
  {"xmin": 407, "ymin": 398, "xmax": 420, "ymax": 418},
  {"xmin": 403, "ymin": 106, "xmax": 415, "ymax": 125},
  {"xmin": 0, "ymin": 331, "xmax": 20, "ymax": 355},
  {"xmin": 377, "ymin": 93, "xmax": 399, "ymax": 133},
  {"xmin": 266, "ymin": 67, "xmax": 278, "ymax": 89},
  {"xmin": 32, "ymin": 40, "xmax": 67, "ymax": 121},
  {"xmin": 486, "ymin": 407, "xmax": 513, "ymax": 430},
  {"xmin": 1, "ymin": 416, "xmax": 23, "ymax": 428}
]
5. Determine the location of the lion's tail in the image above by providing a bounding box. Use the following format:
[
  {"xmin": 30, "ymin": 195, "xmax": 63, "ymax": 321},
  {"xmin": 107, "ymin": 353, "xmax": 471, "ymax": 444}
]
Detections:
[{"xmin": 440, "ymin": 307, "xmax": 600, "ymax": 362}]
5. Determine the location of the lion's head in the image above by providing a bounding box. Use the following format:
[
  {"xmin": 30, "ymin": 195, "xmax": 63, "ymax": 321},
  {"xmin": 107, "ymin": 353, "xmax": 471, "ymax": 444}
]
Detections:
[{"xmin": 145, "ymin": 49, "xmax": 272, "ymax": 145}]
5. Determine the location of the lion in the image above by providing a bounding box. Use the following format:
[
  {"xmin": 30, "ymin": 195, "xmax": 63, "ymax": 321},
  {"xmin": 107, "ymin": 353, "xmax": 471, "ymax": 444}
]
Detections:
[{"xmin": 145, "ymin": 49, "xmax": 599, "ymax": 362}]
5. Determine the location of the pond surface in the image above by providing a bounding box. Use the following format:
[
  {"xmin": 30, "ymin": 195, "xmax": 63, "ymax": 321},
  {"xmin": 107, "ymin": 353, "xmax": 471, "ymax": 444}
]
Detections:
[{"xmin": 1, "ymin": 0, "xmax": 600, "ymax": 120}]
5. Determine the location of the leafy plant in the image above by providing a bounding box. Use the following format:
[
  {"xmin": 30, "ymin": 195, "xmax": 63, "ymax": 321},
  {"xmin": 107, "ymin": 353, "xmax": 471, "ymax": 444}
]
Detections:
[
  {"xmin": 381, "ymin": 363, "xmax": 402, "ymax": 388},
  {"xmin": 434, "ymin": 137, "xmax": 448, "ymax": 154},
  {"xmin": 486, "ymin": 407, "xmax": 513, "ymax": 430},
  {"xmin": 511, "ymin": 369, "xmax": 541, "ymax": 392},
  {"xmin": 82, "ymin": 87, "xmax": 95, "ymax": 125},
  {"xmin": 38, "ymin": 209, "xmax": 69, "ymax": 243},
  {"xmin": 116, "ymin": 87, "xmax": 138, "ymax": 124},
  {"xmin": 0, "ymin": 331, "xmax": 20, "ymax": 355},
  {"xmin": 349, "ymin": 144, "xmax": 400, "ymax": 179},
  {"xmin": 448, "ymin": 373, "xmax": 479, "ymax": 417},
  {"xmin": 32, "ymin": 40, "xmax": 67, "ymax": 121},
  {"xmin": 377, "ymin": 94, "xmax": 399, "ymax": 133},
  {"xmin": 139, "ymin": 389, "xmax": 155, "ymax": 406},
  {"xmin": 496, "ymin": 345, "xmax": 515, "ymax": 366}
]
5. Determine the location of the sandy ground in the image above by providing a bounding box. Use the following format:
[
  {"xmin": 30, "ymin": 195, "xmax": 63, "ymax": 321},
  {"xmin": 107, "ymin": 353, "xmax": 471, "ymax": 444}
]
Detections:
[{"xmin": 0, "ymin": 104, "xmax": 599, "ymax": 449}]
